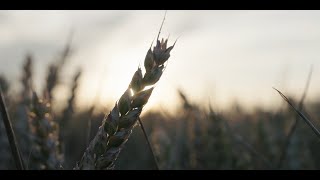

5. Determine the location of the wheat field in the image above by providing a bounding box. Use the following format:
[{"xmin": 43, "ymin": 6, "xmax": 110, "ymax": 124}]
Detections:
[{"xmin": 1, "ymin": 10, "xmax": 320, "ymax": 170}]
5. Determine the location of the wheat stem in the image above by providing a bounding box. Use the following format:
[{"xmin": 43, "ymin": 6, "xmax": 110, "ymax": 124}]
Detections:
[
  {"xmin": 75, "ymin": 27, "xmax": 175, "ymax": 169},
  {"xmin": 273, "ymin": 87, "xmax": 320, "ymax": 139},
  {"xmin": 0, "ymin": 88, "xmax": 25, "ymax": 170},
  {"xmin": 277, "ymin": 66, "xmax": 313, "ymax": 169},
  {"xmin": 138, "ymin": 117, "xmax": 160, "ymax": 170}
]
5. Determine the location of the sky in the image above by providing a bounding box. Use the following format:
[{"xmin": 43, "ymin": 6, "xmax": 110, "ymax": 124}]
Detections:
[{"xmin": 1, "ymin": 10, "xmax": 320, "ymax": 113}]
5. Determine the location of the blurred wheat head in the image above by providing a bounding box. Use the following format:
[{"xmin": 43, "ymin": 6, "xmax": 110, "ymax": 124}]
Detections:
[{"xmin": 28, "ymin": 92, "xmax": 63, "ymax": 170}]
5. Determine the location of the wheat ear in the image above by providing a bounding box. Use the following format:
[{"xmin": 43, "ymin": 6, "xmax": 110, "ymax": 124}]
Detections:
[
  {"xmin": 21, "ymin": 54, "xmax": 33, "ymax": 104},
  {"xmin": 28, "ymin": 92, "xmax": 62, "ymax": 170},
  {"xmin": 43, "ymin": 35, "xmax": 72, "ymax": 102},
  {"xmin": 75, "ymin": 36, "xmax": 175, "ymax": 170}
]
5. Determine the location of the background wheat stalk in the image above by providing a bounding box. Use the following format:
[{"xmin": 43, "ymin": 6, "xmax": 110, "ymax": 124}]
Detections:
[
  {"xmin": 273, "ymin": 88, "xmax": 320, "ymax": 138},
  {"xmin": 27, "ymin": 92, "xmax": 63, "ymax": 170},
  {"xmin": 17, "ymin": 54, "xmax": 34, "ymax": 164},
  {"xmin": 75, "ymin": 29, "xmax": 176, "ymax": 169},
  {"xmin": 43, "ymin": 34, "xmax": 72, "ymax": 102},
  {"xmin": 277, "ymin": 66, "xmax": 313, "ymax": 169},
  {"xmin": 0, "ymin": 87, "xmax": 25, "ymax": 170},
  {"xmin": 59, "ymin": 69, "xmax": 82, "ymax": 167},
  {"xmin": 61, "ymin": 69, "xmax": 82, "ymax": 130}
]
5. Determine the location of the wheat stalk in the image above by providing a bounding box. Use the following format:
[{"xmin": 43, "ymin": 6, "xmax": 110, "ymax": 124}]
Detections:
[
  {"xmin": 59, "ymin": 69, "xmax": 82, "ymax": 167},
  {"xmin": 17, "ymin": 54, "xmax": 34, "ymax": 165},
  {"xmin": 273, "ymin": 88, "xmax": 320, "ymax": 139},
  {"xmin": 60, "ymin": 69, "xmax": 82, "ymax": 133},
  {"xmin": 137, "ymin": 117, "xmax": 159, "ymax": 170},
  {"xmin": 28, "ymin": 92, "xmax": 62, "ymax": 170},
  {"xmin": 0, "ymin": 87, "xmax": 25, "ymax": 170},
  {"xmin": 277, "ymin": 66, "xmax": 313, "ymax": 169},
  {"xmin": 21, "ymin": 54, "xmax": 33, "ymax": 104},
  {"xmin": 43, "ymin": 35, "xmax": 72, "ymax": 102},
  {"xmin": 75, "ymin": 33, "xmax": 176, "ymax": 170}
]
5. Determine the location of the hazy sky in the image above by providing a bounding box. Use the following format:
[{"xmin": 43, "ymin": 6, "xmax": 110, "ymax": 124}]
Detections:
[{"xmin": 1, "ymin": 10, "xmax": 320, "ymax": 112}]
